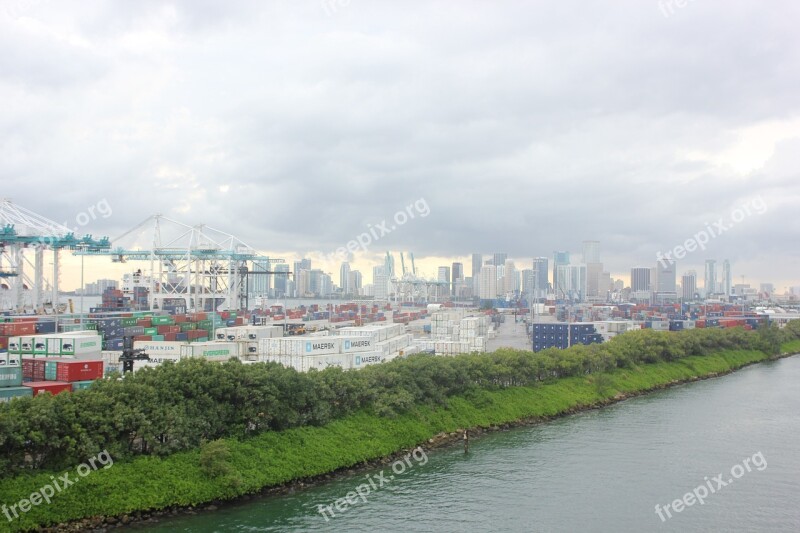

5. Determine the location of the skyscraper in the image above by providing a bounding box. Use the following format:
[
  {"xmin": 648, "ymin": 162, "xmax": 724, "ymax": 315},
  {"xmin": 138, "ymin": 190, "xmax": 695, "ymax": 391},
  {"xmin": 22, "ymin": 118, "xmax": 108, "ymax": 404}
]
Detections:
[
  {"xmin": 472, "ymin": 254, "xmax": 483, "ymax": 298},
  {"xmin": 654, "ymin": 260, "xmax": 677, "ymax": 301},
  {"xmin": 722, "ymin": 260, "xmax": 732, "ymax": 300},
  {"xmin": 503, "ymin": 259, "xmax": 516, "ymax": 296},
  {"xmin": 682, "ymin": 271, "xmax": 697, "ymax": 301},
  {"xmin": 493, "ymin": 252, "xmax": 507, "ymax": 267},
  {"xmin": 630, "ymin": 267, "xmax": 651, "ymax": 292},
  {"xmin": 339, "ymin": 262, "xmax": 351, "ymax": 295},
  {"xmin": 479, "ymin": 265, "xmax": 497, "ymax": 300},
  {"xmin": 438, "ymin": 266, "xmax": 451, "ymax": 284},
  {"xmin": 451, "ymin": 262, "xmax": 464, "ymax": 296},
  {"xmin": 704, "ymin": 260, "xmax": 717, "ymax": 296},
  {"xmin": 553, "ymin": 251, "xmax": 570, "ymax": 296},
  {"xmin": 532, "ymin": 257, "xmax": 549, "ymax": 297},
  {"xmin": 273, "ymin": 264, "xmax": 289, "ymax": 296},
  {"xmin": 373, "ymin": 266, "xmax": 388, "ymax": 300},
  {"xmin": 349, "ymin": 270, "xmax": 363, "ymax": 295}
]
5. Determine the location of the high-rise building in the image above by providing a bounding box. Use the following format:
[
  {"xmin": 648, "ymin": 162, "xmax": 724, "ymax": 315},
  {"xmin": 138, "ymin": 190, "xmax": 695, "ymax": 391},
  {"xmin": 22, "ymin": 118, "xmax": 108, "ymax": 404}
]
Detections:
[
  {"xmin": 722, "ymin": 260, "xmax": 732, "ymax": 300},
  {"xmin": 339, "ymin": 262, "xmax": 351, "ymax": 296},
  {"xmin": 472, "ymin": 253, "xmax": 483, "ymax": 297},
  {"xmin": 438, "ymin": 266, "xmax": 451, "ymax": 283},
  {"xmin": 586, "ymin": 263, "xmax": 604, "ymax": 298},
  {"xmin": 493, "ymin": 252, "xmax": 508, "ymax": 267},
  {"xmin": 682, "ymin": 271, "xmax": 697, "ymax": 301},
  {"xmin": 532, "ymin": 257, "xmax": 549, "ymax": 297},
  {"xmin": 479, "ymin": 265, "xmax": 497, "ymax": 300},
  {"xmin": 555, "ymin": 264, "xmax": 587, "ymax": 301},
  {"xmin": 654, "ymin": 260, "xmax": 677, "ymax": 301},
  {"xmin": 630, "ymin": 267, "xmax": 651, "ymax": 292},
  {"xmin": 503, "ymin": 259, "xmax": 516, "ymax": 296},
  {"xmin": 704, "ymin": 260, "xmax": 717, "ymax": 296},
  {"xmin": 348, "ymin": 270, "xmax": 363, "ymax": 295},
  {"xmin": 582, "ymin": 240, "xmax": 600, "ymax": 264},
  {"xmin": 553, "ymin": 251, "xmax": 570, "ymax": 296},
  {"xmin": 373, "ymin": 266, "xmax": 388, "ymax": 300},
  {"xmin": 451, "ymin": 262, "xmax": 463, "ymax": 296},
  {"xmin": 273, "ymin": 264, "xmax": 290, "ymax": 296}
]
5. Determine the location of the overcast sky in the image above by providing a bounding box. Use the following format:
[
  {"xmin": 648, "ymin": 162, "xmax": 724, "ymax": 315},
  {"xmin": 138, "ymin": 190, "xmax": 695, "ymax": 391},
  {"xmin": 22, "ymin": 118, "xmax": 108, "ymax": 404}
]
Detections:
[{"xmin": 2, "ymin": 0, "xmax": 799, "ymax": 290}]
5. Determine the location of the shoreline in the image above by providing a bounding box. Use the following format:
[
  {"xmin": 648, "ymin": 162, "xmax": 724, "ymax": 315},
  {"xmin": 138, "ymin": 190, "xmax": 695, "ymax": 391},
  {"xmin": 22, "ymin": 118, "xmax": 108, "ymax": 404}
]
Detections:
[{"xmin": 36, "ymin": 350, "xmax": 796, "ymax": 533}]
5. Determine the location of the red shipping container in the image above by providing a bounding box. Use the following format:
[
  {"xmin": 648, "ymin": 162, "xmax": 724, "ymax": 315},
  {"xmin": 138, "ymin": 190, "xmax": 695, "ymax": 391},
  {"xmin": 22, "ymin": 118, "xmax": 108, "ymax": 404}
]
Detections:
[
  {"xmin": 164, "ymin": 333, "xmax": 177, "ymax": 341},
  {"xmin": 53, "ymin": 360, "xmax": 103, "ymax": 382},
  {"xmin": 187, "ymin": 330, "xmax": 207, "ymax": 339},
  {"xmin": 25, "ymin": 381, "xmax": 72, "ymax": 396},
  {"xmin": 137, "ymin": 319, "xmax": 152, "ymax": 327},
  {"xmin": 220, "ymin": 311, "xmax": 230, "ymax": 319},
  {"xmin": 134, "ymin": 335, "xmax": 152, "ymax": 342},
  {"xmin": 7, "ymin": 322, "xmax": 36, "ymax": 336},
  {"xmin": 0, "ymin": 336, "xmax": 7, "ymax": 351},
  {"xmin": 173, "ymin": 315, "xmax": 188, "ymax": 323},
  {"xmin": 157, "ymin": 325, "xmax": 171, "ymax": 334},
  {"xmin": 22, "ymin": 359, "xmax": 47, "ymax": 381}
]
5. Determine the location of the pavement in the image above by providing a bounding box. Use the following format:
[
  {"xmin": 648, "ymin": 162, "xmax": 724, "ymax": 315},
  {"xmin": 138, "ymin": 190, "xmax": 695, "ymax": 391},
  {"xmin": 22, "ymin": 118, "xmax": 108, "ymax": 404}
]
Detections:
[{"xmin": 486, "ymin": 318, "xmax": 533, "ymax": 352}]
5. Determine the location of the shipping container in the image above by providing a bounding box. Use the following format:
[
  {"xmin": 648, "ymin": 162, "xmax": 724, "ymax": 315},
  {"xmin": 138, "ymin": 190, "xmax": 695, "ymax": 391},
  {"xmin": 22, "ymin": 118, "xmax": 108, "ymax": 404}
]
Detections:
[
  {"xmin": 24, "ymin": 381, "xmax": 72, "ymax": 396},
  {"xmin": 0, "ymin": 366, "xmax": 23, "ymax": 387},
  {"xmin": 180, "ymin": 342, "xmax": 240, "ymax": 360},
  {"xmin": 71, "ymin": 380, "xmax": 96, "ymax": 391},
  {"xmin": 0, "ymin": 386, "xmax": 33, "ymax": 403}
]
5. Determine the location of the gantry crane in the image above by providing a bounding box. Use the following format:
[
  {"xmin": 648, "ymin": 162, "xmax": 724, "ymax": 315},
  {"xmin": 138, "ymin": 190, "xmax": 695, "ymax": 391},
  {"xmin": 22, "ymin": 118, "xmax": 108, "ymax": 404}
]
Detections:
[
  {"xmin": 0, "ymin": 199, "xmax": 111, "ymax": 313},
  {"xmin": 75, "ymin": 214, "xmax": 285, "ymax": 312}
]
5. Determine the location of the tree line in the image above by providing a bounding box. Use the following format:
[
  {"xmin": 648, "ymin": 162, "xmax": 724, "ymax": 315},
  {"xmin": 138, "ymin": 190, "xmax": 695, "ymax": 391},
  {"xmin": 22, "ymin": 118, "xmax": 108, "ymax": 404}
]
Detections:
[{"xmin": 1, "ymin": 322, "xmax": 797, "ymax": 476}]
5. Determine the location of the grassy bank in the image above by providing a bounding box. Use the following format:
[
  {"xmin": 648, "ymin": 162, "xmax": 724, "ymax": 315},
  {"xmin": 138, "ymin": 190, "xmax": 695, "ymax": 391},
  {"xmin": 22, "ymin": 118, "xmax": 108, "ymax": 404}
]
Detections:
[{"xmin": 0, "ymin": 347, "xmax": 787, "ymax": 532}]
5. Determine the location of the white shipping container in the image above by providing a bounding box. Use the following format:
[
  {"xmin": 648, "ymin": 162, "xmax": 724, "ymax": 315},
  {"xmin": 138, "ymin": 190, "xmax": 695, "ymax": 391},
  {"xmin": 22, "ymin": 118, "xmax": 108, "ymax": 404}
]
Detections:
[
  {"xmin": 180, "ymin": 342, "xmax": 240, "ymax": 360},
  {"xmin": 134, "ymin": 341, "xmax": 186, "ymax": 357},
  {"xmin": 340, "ymin": 336, "xmax": 376, "ymax": 353},
  {"xmin": 351, "ymin": 351, "xmax": 385, "ymax": 368}
]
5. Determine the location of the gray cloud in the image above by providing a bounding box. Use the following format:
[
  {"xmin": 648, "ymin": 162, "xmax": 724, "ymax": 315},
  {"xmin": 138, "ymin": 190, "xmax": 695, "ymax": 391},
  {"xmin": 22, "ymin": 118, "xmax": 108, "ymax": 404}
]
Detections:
[{"xmin": 2, "ymin": 0, "xmax": 799, "ymax": 287}]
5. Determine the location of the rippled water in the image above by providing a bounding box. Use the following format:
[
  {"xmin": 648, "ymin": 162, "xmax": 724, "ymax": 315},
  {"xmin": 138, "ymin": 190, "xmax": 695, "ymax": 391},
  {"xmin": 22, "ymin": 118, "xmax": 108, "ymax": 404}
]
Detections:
[{"xmin": 131, "ymin": 357, "xmax": 800, "ymax": 532}]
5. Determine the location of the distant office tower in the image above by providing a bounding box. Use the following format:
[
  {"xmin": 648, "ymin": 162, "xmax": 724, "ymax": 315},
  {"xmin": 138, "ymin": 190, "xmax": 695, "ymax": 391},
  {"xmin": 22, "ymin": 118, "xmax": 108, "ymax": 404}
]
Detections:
[
  {"xmin": 654, "ymin": 260, "xmax": 677, "ymax": 299},
  {"xmin": 493, "ymin": 252, "xmax": 507, "ymax": 267},
  {"xmin": 582, "ymin": 240, "xmax": 600, "ymax": 264},
  {"xmin": 503, "ymin": 260, "xmax": 516, "ymax": 296},
  {"xmin": 682, "ymin": 271, "xmax": 697, "ymax": 301},
  {"xmin": 586, "ymin": 262, "xmax": 604, "ymax": 298},
  {"xmin": 452, "ymin": 262, "xmax": 463, "ymax": 296},
  {"xmin": 373, "ymin": 266, "xmax": 388, "ymax": 300},
  {"xmin": 704, "ymin": 260, "xmax": 717, "ymax": 296},
  {"xmin": 249, "ymin": 259, "xmax": 271, "ymax": 298},
  {"xmin": 722, "ymin": 260, "xmax": 732, "ymax": 300},
  {"xmin": 555, "ymin": 264, "xmax": 587, "ymax": 301},
  {"xmin": 532, "ymin": 257, "xmax": 549, "ymax": 296},
  {"xmin": 479, "ymin": 265, "xmax": 498, "ymax": 300},
  {"xmin": 472, "ymin": 254, "xmax": 483, "ymax": 297},
  {"xmin": 297, "ymin": 270, "xmax": 311, "ymax": 297},
  {"xmin": 349, "ymin": 270, "xmax": 362, "ymax": 295},
  {"xmin": 630, "ymin": 267, "xmax": 651, "ymax": 292},
  {"xmin": 317, "ymin": 272, "xmax": 333, "ymax": 297},
  {"xmin": 522, "ymin": 269, "xmax": 534, "ymax": 296},
  {"xmin": 553, "ymin": 251, "xmax": 570, "ymax": 295},
  {"xmin": 339, "ymin": 262, "xmax": 351, "ymax": 295},
  {"xmin": 438, "ymin": 266, "xmax": 451, "ymax": 285},
  {"xmin": 273, "ymin": 264, "xmax": 289, "ymax": 296}
]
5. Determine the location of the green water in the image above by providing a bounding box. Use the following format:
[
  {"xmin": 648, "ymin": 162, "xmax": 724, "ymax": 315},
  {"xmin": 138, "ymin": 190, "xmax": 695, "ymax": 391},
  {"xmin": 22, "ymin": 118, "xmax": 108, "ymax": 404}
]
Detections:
[{"xmin": 131, "ymin": 356, "xmax": 800, "ymax": 532}]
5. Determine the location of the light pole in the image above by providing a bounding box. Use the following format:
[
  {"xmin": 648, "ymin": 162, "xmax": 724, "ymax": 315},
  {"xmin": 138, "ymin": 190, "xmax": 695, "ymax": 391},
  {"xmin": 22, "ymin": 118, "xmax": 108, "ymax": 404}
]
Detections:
[{"xmin": 80, "ymin": 249, "xmax": 85, "ymax": 328}]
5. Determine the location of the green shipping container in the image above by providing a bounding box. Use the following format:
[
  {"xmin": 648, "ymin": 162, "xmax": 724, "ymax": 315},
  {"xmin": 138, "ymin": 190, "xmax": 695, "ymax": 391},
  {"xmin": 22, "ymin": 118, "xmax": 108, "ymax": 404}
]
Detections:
[
  {"xmin": 144, "ymin": 327, "xmax": 158, "ymax": 336},
  {"xmin": 151, "ymin": 316, "xmax": 174, "ymax": 326},
  {"xmin": 180, "ymin": 322, "xmax": 197, "ymax": 331},
  {"xmin": 45, "ymin": 361, "xmax": 58, "ymax": 381},
  {"xmin": 71, "ymin": 380, "xmax": 95, "ymax": 391},
  {"xmin": 0, "ymin": 367, "xmax": 24, "ymax": 388},
  {"xmin": 0, "ymin": 386, "xmax": 32, "ymax": 403},
  {"xmin": 151, "ymin": 335, "xmax": 165, "ymax": 341},
  {"xmin": 85, "ymin": 323, "xmax": 97, "ymax": 330},
  {"xmin": 121, "ymin": 318, "xmax": 138, "ymax": 327}
]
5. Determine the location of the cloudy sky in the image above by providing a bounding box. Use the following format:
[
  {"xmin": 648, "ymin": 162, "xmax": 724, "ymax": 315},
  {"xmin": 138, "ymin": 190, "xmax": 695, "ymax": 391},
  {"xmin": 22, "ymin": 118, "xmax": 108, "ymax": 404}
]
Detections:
[{"xmin": 2, "ymin": 0, "xmax": 799, "ymax": 291}]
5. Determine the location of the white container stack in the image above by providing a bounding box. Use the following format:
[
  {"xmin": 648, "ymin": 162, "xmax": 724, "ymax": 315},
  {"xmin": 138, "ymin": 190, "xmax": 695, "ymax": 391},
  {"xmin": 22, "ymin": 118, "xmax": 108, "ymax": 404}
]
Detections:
[
  {"xmin": 421, "ymin": 311, "xmax": 490, "ymax": 355},
  {"xmin": 216, "ymin": 325, "xmax": 283, "ymax": 341}
]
